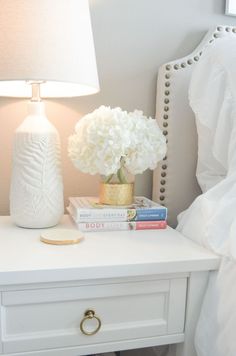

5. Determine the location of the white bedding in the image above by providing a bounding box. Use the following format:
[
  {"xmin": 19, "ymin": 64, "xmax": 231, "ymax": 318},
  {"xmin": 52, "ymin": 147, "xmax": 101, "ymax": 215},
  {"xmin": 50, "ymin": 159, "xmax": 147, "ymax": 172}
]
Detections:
[{"xmin": 177, "ymin": 36, "xmax": 236, "ymax": 356}]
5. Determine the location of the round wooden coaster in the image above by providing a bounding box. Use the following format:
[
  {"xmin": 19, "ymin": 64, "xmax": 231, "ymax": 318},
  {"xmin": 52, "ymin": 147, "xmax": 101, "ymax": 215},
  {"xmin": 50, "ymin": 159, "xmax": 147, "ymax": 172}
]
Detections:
[{"xmin": 40, "ymin": 229, "xmax": 84, "ymax": 245}]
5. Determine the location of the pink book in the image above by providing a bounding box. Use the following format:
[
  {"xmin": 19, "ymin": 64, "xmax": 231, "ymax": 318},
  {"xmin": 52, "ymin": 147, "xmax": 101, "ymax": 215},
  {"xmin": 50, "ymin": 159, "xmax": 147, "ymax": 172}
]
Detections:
[{"xmin": 71, "ymin": 219, "xmax": 167, "ymax": 232}]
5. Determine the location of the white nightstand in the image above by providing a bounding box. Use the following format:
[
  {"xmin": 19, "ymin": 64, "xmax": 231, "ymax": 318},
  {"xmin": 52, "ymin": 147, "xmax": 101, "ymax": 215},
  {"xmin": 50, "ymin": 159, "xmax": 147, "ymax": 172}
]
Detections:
[{"xmin": 0, "ymin": 216, "xmax": 220, "ymax": 356}]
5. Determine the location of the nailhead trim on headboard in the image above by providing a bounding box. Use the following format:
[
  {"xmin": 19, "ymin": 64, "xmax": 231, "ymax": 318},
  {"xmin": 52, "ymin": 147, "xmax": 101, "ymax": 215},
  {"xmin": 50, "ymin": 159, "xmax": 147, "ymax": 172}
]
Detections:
[{"xmin": 156, "ymin": 25, "xmax": 236, "ymax": 208}]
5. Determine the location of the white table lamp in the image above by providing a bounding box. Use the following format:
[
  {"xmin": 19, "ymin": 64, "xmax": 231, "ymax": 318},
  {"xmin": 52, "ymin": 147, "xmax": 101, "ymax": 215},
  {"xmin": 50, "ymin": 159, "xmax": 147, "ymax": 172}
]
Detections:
[{"xmin": 0, "ymin": 0, "xmax": 99, "ymax": 228}]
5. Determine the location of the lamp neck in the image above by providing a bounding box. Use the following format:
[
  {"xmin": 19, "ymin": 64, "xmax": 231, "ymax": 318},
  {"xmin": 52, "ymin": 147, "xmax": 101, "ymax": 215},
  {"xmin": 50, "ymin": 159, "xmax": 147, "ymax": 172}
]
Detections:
[
  {"xmin": 30, "ymin": 82, "xmax": 42, "ymax": 102},
  {"xmin": 26, "ymin": 81, "xmax": 45, "ymax": 102},
  {"xmin": 27, "ymin": 101, "xmax": 45, "ymax": 116}
]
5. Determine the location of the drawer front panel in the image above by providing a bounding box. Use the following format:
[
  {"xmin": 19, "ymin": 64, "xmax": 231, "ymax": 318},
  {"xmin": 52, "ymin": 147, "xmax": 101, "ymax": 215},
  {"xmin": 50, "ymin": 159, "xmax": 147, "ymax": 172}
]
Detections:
[{"xmin": 1, "ymin": 278, "xmax": 186, "ymax": 354}]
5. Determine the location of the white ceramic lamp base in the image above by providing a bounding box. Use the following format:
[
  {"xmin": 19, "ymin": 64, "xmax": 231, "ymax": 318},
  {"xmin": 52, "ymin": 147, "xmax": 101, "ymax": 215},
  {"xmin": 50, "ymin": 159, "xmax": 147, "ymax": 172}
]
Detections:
[{"xmin": 10, "ymin": 102, "xmax": 64, "ymax": 228}]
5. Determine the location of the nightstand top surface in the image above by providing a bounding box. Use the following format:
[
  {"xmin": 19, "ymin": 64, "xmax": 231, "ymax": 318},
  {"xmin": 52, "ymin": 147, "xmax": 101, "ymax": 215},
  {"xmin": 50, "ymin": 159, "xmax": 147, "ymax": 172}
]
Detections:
[{"xmin": 0, "ymin": 215, "xmax": 220, "ymax": 285}]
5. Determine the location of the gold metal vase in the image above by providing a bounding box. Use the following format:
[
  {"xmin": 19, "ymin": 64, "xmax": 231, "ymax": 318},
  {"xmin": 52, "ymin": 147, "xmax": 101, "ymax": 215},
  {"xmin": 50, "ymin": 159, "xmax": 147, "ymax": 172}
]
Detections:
[{"xmin": 99, "ymin": 182, "xmax": 134, "ymax": 205}]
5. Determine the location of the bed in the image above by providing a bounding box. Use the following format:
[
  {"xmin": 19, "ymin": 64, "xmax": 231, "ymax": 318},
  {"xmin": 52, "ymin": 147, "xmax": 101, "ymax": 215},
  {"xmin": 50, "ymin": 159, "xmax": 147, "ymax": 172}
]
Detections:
[
  {"xmin": 153, "ymin": 24, "xmax": 236, "ymax": 227},
  {"xmin": 153, "ymin": 25, "xmax": 236, "ymax": 356}
]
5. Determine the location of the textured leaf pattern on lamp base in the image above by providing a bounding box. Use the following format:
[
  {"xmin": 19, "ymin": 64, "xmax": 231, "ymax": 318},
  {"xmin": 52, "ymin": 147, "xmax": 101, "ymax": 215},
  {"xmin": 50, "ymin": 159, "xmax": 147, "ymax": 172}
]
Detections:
[{"xmin": 10, "ymin": 127, "xmax": 64, "ymax": 228}]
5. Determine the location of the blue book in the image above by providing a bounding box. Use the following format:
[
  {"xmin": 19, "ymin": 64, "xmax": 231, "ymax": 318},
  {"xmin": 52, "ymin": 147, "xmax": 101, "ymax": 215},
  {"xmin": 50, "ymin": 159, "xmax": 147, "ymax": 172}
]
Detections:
[{"xmin": 68, "ymin": 196, "xmax": 167, "ymax": 222}]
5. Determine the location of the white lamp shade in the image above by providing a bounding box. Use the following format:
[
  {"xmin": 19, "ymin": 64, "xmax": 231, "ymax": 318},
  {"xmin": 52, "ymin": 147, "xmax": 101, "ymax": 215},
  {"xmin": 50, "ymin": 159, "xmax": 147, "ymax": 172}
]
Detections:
[{"xmin": 0, "ymin": 0, "xmax": 99, "ymax": 97}]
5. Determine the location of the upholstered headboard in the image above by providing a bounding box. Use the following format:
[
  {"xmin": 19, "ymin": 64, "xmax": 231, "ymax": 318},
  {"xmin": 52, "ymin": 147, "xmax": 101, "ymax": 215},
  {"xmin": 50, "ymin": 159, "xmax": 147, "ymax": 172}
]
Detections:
[{"xmin": 152, "ymin": 25, "xmax": 236, "ymax": 227}]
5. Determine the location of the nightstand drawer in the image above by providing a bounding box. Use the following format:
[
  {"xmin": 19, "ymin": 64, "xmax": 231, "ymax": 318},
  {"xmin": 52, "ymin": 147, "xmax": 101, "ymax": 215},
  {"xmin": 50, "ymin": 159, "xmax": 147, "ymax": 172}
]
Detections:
[{"xmin": 1, "ymin": 278, "xmax": 187, "ymax": 354}]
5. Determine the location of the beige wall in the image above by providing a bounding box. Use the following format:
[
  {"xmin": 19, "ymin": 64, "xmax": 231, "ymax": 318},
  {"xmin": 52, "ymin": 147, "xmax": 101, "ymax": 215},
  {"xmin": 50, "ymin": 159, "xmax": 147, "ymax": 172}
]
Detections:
[{"xmin": 0, "ymin": 0, "xmax": 235, "ymax": 215}]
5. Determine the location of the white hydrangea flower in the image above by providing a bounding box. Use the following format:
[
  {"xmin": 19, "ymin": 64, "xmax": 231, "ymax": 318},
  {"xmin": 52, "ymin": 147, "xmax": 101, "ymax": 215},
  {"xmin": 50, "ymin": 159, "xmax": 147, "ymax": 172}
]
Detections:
[
  {"xmin": 124, "ymin": 110, "xmax": 167, "ymax": 174},
  {"xmin": 68, "ymin": 106, "xmax": 167, "ymax": 179}
]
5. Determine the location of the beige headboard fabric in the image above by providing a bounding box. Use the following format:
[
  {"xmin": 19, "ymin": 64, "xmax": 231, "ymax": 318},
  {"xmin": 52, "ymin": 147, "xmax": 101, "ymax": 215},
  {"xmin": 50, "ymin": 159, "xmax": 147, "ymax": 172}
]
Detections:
[{"xmin": 152, "ymin": 25, "xmax": 236, "ymax": 227}]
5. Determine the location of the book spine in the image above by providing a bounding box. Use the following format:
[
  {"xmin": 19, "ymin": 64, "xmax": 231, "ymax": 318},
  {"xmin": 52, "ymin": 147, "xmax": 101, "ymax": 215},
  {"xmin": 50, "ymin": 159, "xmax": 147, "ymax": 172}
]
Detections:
[
  {"xmin": 134, "ymin": 209, "xmax": 167, "ymax": 221},
  {"xmin": 75, "ymin": 208, "xmax": 167, "ymax": 222},
  {"xmin": 76, "ymin": 220, "xmax": 167, "ymax": 232},
  {"xmin": 76, "ymin": 209, "xmax": 128, "ymax": 222}
]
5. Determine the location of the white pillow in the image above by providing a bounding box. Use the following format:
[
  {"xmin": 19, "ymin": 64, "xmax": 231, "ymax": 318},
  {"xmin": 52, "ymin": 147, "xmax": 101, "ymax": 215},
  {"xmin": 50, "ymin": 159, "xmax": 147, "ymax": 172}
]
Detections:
[{"xmin": 189, "ymin": 36, "xmax": 236, "ymax": 192}]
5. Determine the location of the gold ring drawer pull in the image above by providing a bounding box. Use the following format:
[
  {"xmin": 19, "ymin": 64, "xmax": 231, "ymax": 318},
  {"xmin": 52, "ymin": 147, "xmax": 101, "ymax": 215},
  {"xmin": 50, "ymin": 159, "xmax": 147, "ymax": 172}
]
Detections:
[{"xmin": 80, "ymin": 309, "xmax": 101, "ymax": 336}]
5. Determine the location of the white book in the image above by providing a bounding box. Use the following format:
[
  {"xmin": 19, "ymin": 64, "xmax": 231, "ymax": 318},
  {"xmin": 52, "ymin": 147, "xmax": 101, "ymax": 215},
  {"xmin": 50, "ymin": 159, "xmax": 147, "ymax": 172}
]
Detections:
[
  {"xmin": 67, "ymin": 196, "xmax": 167, "ymax": 223},
  {"xmin": 67, "ymin": 205, "xmax": 167, "ymax": 232}
]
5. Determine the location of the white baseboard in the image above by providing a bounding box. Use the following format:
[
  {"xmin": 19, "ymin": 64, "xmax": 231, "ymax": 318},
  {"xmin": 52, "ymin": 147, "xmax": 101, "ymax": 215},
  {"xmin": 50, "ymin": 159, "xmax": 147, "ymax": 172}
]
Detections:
[{"xmin": 97, "ymin": 345, "xmax": 170, "ymax": 356}]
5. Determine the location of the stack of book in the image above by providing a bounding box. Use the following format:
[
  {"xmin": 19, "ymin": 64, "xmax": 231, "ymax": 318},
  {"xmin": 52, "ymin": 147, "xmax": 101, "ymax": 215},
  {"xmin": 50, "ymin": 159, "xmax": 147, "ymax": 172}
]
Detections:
[{"xmin": 67, "ymin": 196, "xmax": 168, "ymax": 232}]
